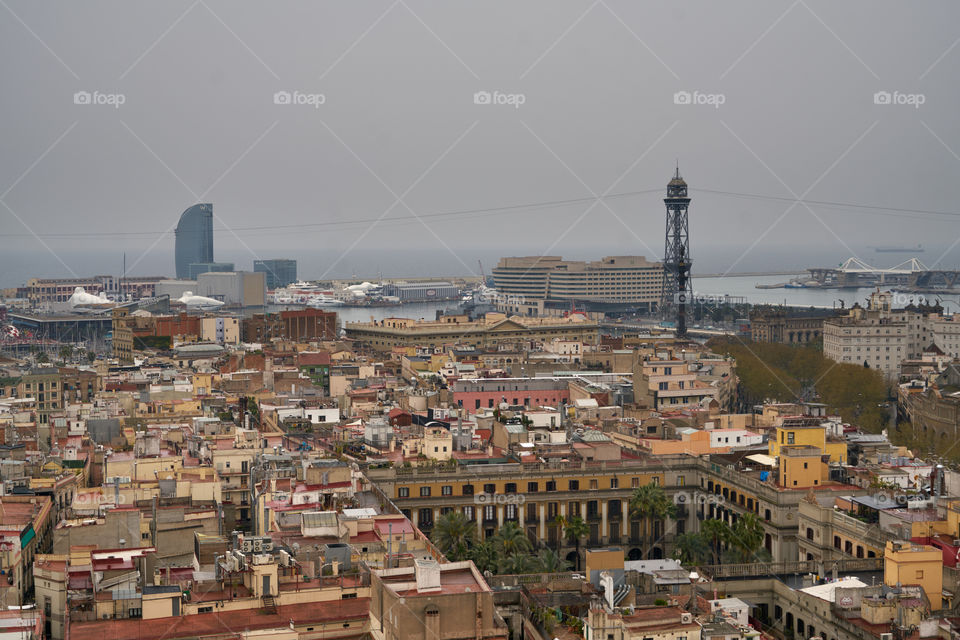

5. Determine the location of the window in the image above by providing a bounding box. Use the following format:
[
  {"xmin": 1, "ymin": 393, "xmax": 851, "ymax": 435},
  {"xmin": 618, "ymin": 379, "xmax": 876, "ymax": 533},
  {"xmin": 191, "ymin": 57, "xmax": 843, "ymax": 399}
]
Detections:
[
  {"xmin": 527, "ymin": 481, "xmax": 539, "ymax": 492},
  {"xmin": 420, "ymin": 487, "xmax": 431, "ymax": 497},
  {"xmin": 462, "ymin": 484, "xmax": 474, "ymax": 496},
  {"xmin": 484, "ymin": 483, "xmax": 496, "ymax": 494},
  {"xmin": 677, "ymin": 475, "xmax": 685, "ymax": 486},
  {"xmin": 442, "ymin": 485, "xmax": 452, "ymax": 496},
  {"xmin": 632, "ymin": 477, "xmax": 640, "ymax": 488},
  {"xmin": 463, "ymin": 506, "xmax": 475, "ymax": 520},
  {"xmin": 398, "ymin": 487, "xmax": 409, "ymax": 498},
  {"xmin": 787, "ymin": 432, "xmax": 795, "ymax": 444},
  {"xmin": 483, "ymin": 505, "xmax": 495, "ymax": 522},
  {"xmin": 505, "ymin": 483, "xmax": 517, "ymax": 493},
  {"xmin": 198, "ymin": 606, "xmax": 213, "ymax": 614},
  {"xmin": 589, "ymin": 479, "xmax": 598, "ymax": 490},
  {"xmin": 546, "ymin": 481, "xmax": 556, "ymax": 492},
  {"xmin": 569, "ymin": 480, "xmax": 579, "ymax": 491},
  {"xmin": 418, "ymin": 508, "xmax": 433, "ymax": 525},
  {"xmin": 916, "ymin": 570, "xmax": 924, "ymax": 579},
  {"xmin": 610, "ymin": 478, "xmax": 619, "ymax": 489}
]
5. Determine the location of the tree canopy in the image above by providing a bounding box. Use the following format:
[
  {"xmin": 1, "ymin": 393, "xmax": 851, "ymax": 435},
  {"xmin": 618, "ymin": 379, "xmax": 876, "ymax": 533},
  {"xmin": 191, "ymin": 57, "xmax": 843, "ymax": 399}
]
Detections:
[{"xmin": 707, "ymin": 338, "xmax": 888, "ymax": 431}]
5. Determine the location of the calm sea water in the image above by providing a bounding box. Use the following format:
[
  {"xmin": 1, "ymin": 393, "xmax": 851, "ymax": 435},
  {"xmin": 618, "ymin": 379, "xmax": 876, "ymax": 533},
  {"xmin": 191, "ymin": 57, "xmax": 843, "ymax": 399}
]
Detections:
[
  {"xmin": 695, "ymin": 274, "xmax": 960, "ymax": 313},
  {"xmin": 322, "ymin": 274, "xmax": 960, "ymax": 321}
]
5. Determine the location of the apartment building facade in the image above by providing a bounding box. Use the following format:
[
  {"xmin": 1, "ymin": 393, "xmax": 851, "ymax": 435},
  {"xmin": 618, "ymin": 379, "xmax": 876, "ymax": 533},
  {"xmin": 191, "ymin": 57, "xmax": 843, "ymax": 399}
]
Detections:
[{"xmin": 823, "ymin": 292, "xmax": 943, "ymax": 379}]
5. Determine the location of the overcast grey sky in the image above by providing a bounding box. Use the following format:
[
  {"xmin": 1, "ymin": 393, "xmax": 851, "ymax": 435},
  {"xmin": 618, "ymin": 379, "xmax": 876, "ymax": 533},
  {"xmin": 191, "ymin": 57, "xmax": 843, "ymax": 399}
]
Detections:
[{"xmin": 1, "ymin": 0, "xmax": 959, "ymax": 285}]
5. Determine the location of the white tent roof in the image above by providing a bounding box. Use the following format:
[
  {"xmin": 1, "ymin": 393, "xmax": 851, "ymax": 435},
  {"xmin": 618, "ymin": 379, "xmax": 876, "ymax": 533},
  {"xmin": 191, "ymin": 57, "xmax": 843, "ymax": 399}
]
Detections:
[{"xmin": 745, "ymin": 453, "xmax": 777, "ymax": 467}]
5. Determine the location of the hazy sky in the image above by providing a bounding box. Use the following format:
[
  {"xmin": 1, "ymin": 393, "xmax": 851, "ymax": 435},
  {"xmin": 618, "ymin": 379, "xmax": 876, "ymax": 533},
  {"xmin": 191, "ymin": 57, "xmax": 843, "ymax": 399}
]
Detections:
[{"xmin": 2, "ymin": 1, "xmax": 959, "ymax": 286}]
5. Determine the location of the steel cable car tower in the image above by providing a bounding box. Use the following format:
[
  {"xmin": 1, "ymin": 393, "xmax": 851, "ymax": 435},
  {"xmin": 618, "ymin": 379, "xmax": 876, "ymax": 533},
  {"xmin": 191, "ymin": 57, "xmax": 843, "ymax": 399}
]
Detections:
[{"xmin": 661, "ymin": 166, "xmax": 693, "ymax": 338}]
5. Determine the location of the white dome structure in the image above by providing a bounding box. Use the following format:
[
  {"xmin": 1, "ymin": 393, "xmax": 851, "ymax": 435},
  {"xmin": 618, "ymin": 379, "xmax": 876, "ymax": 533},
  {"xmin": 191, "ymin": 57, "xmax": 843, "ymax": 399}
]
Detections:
[{"xmin": 68, "ymin": 287, "xmax": 110, "ymax": 307}]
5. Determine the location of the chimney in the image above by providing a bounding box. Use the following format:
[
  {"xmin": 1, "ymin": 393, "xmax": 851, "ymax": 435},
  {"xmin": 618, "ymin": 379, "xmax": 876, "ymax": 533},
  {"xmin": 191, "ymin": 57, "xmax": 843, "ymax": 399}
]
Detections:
[{"xmin": 414, "ymin": 558, "xmax": 442, "ymax": 593}]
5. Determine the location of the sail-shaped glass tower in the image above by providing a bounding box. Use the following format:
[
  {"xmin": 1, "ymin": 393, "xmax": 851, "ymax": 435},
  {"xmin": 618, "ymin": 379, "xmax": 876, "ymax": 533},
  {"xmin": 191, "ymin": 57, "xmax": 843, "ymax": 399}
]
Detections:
[{"xmin": 174, "ymin": 203, "xmax": 214, "ymax": 279}]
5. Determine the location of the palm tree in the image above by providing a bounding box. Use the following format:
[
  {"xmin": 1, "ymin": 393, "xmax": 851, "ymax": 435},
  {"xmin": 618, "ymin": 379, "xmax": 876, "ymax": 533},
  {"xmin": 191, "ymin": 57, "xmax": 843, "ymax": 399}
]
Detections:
[
  {"xmin": 499, "ymin": 551, "xmax": 537, "ymax": 575},
  {"xmin": 700, "ymin": 518, "xmax": 731, "ymax": 565},
  {"xmin": 536, "ymin": 549, "xmax": 570, "ymax": 573},
  {"xmin": 551, "ymin": 514, "xmax": 566, "ymax": 556},
  {"xmin": 431, "ymin": 511, "xmax": 477, "ymax": 561},
  {"xmin": 725, "ymin": 513, "xmax": 769, "ymax": 564},
  {"xmin": 672, "ymin": 532, "xmax": 711, "ymax": 566},
  {"xmin": 563, "ymin": 516, "xmax": 589, "ymax": 571},
  {"xmin": 493, "ymin": 521, "xmax": 532, "ymax": 558},
  {"xmin": 469, "ymin": 540, "xmax": 498, "ymax": 575},
  {"xmin": 629, "ymin": 483, "xmax": 677, "ymax": 557}
]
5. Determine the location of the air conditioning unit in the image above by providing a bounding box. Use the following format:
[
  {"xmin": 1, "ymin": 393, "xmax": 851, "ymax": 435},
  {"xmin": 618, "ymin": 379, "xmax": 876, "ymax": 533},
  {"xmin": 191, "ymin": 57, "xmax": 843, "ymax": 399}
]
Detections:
[
  {"xmin": 279, "ymin": 550, "xmax": 290, "ymax": 567},
  {"xmin": 880, "ymin": 634, "xmax": 893, "ymax": 640},
  {"xmin": 262, "ymin": 539, "xmax": 274, "ymax": 552},
  {"xmin": 252, "ymin": 553, "xmax": 271, "ymax": 566},
  {"xmin": 241, "ymin": 540, "xmax": 253, "ymax": 553},
  {"xmin": 253, "ymin": 538, "xmax": 263, "ymax": 552},
  {"xmin": 681, "ymin": 613, "xmax": 693, "ymax": 624}
]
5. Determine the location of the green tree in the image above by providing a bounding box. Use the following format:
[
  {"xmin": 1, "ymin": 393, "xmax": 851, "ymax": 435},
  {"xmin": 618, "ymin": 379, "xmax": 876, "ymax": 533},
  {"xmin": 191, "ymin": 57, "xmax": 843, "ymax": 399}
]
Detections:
[
  {"xmin": 36, "ymin": 351, "xmax": 49, "ymax": 364},
  {"xmin": 469, "ymin": 540, "xmax": 498, "ymax": 575},
  {"xmin": 672, "ymin": 532, "xmax": 712, "ymax": 565},
  {"xmin": 499, "ymin": 552, "xmax": 537, "ymax": 575},
  {"xmin": 725, "ymin": 513, "xmax": 770, "ymax": 563},
  {"xmin": 629, "ymin": 483, "xmax": 677, "ymax": 557},
  {"xmin": 58, "ymin": 345, "xmax": 73, "ymax": 362},
  {"xmin": 563, "ymin": 516, "xmax": 589, "ymax": 571},
  {"xmin": 551, "ymin": 514, "xmax": 566, "ymax": 556},
  {"xmin": 492, "ymin": 521, "xmax": 531, "ymax": 558},
  {"xmin": 700, "ymin": 518, "xmax": 731, "ymax": 565},
  {"xmin": 535, "ymin": 549, "xmax": 570, "ymax": 573},
  {"xmin": 431, "ymin": 511, "xmax": 478, "ymax": 561}
]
